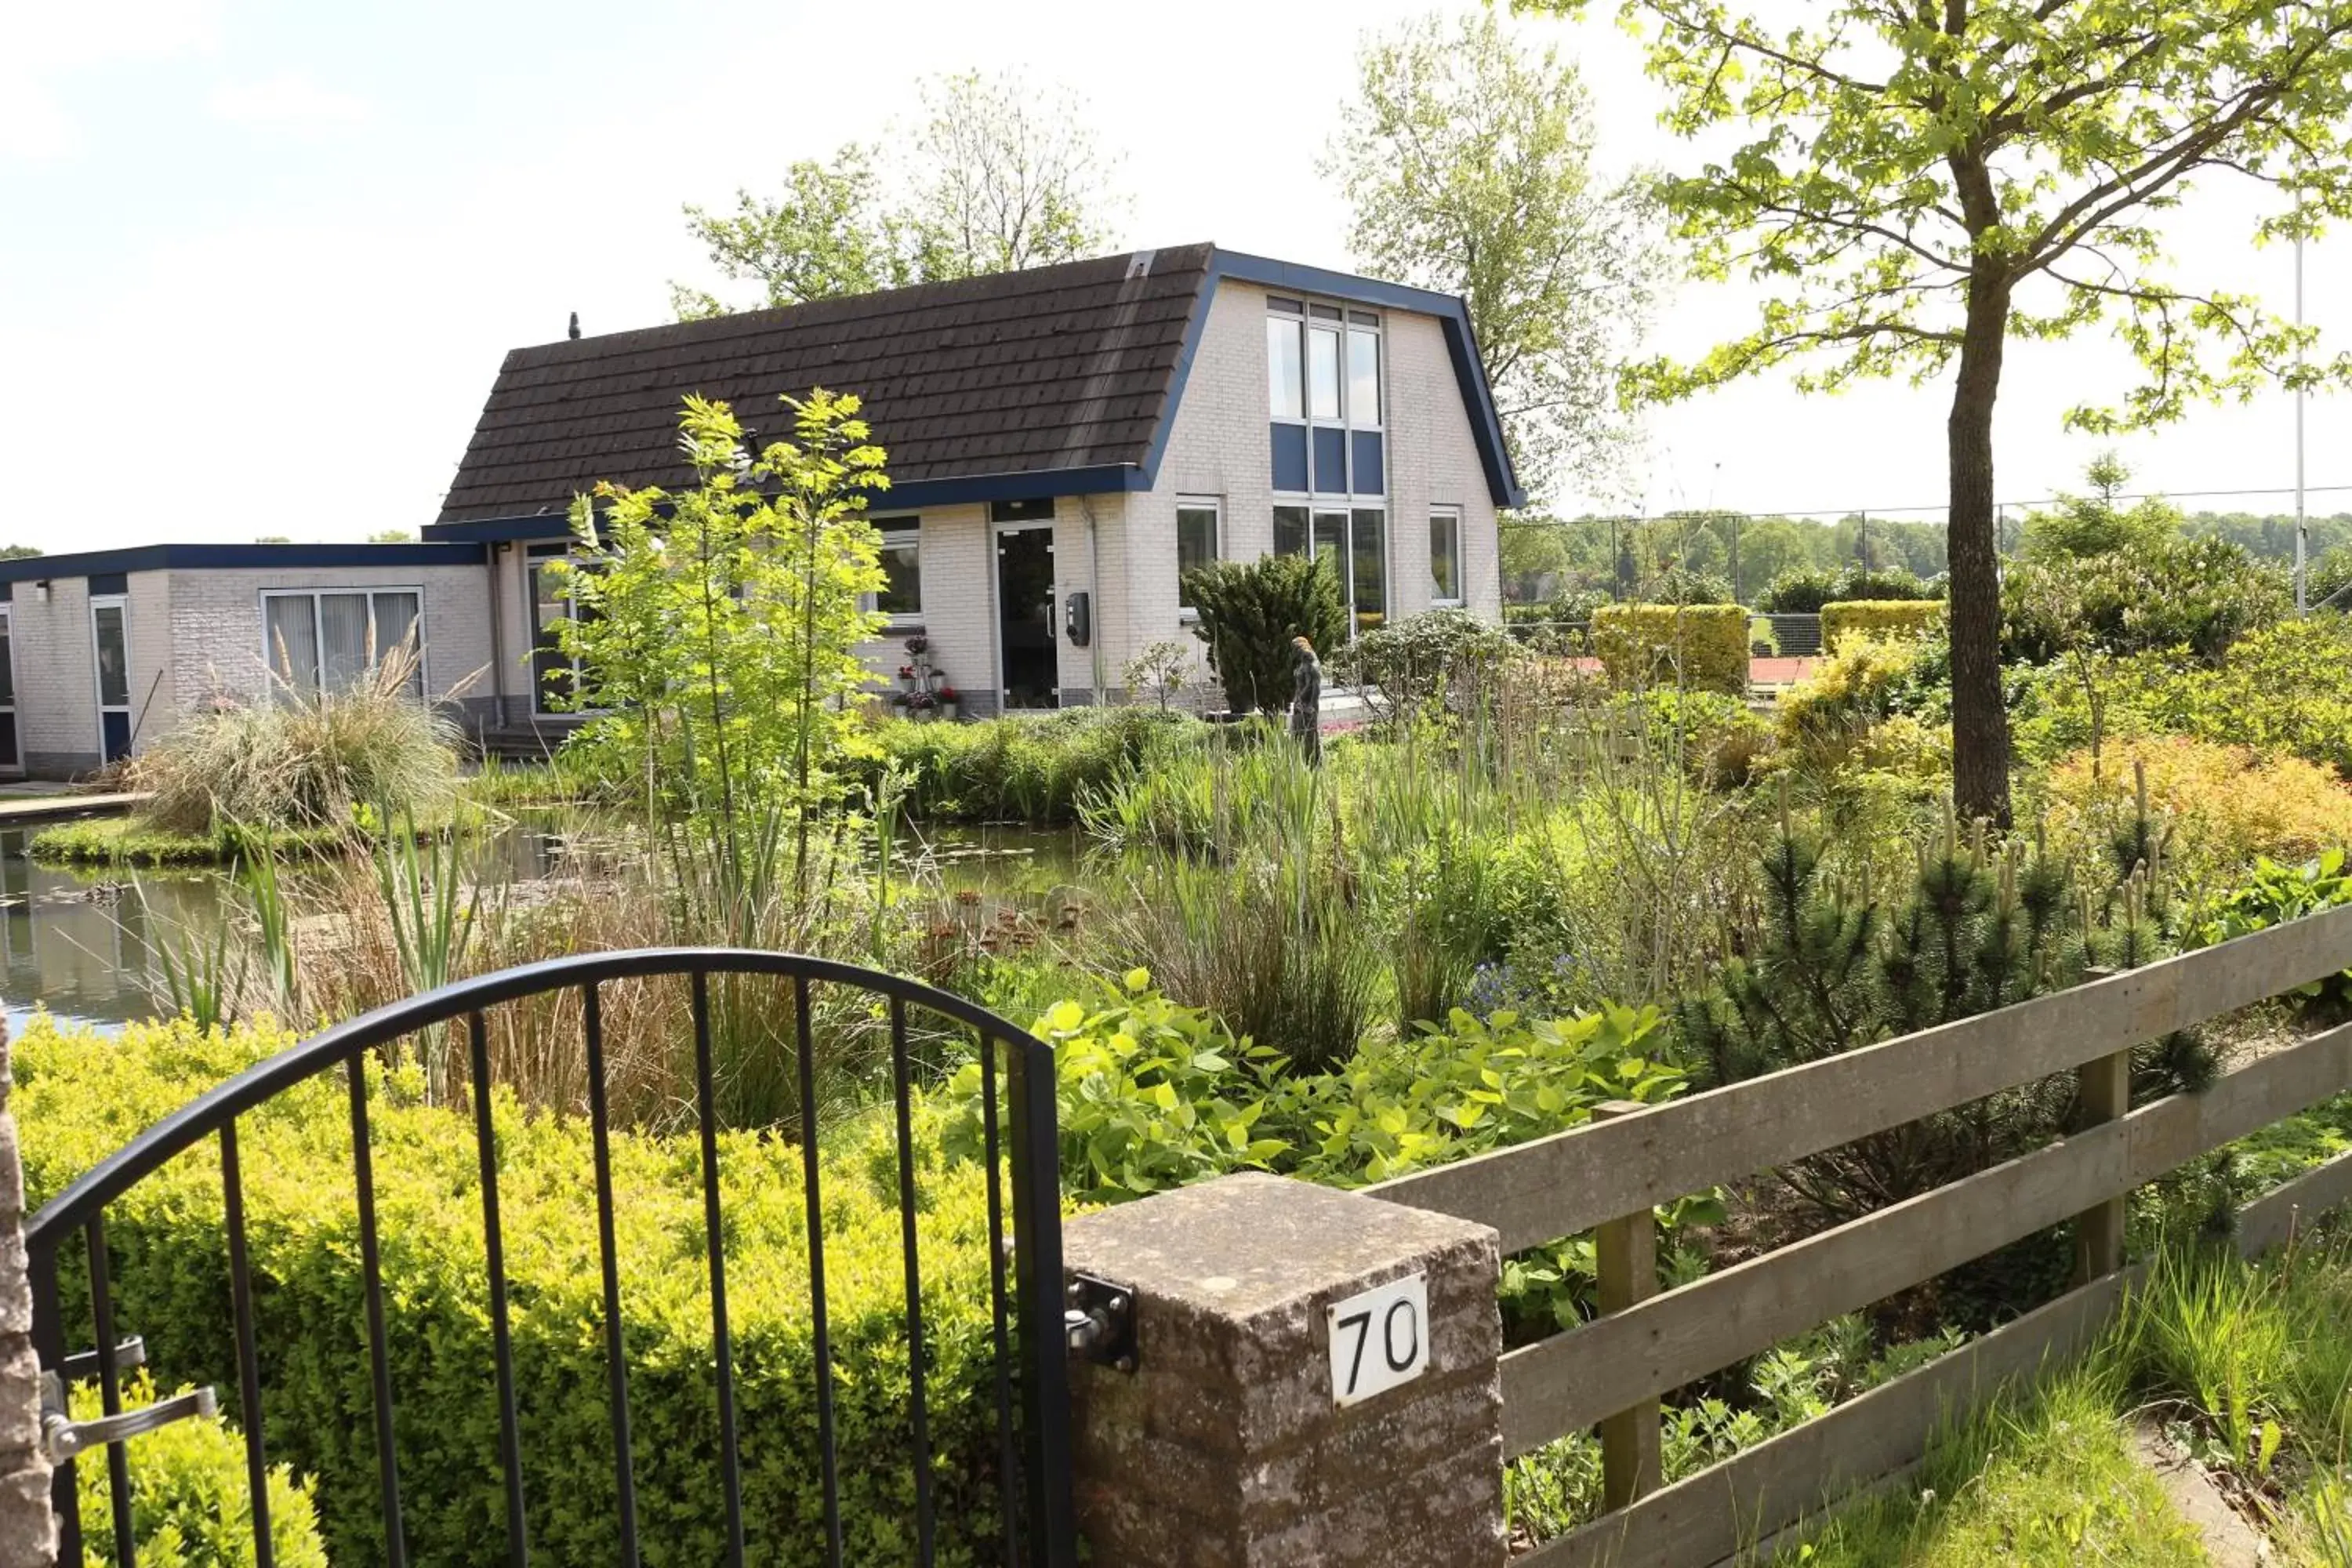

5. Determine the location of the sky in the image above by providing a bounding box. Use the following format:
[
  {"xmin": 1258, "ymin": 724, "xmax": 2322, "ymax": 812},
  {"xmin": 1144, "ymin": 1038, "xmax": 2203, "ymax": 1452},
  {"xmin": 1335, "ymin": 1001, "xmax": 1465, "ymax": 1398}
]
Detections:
[{"xmin": 2, "ymin": 0, "xmax": 2345, "ymax": 554}]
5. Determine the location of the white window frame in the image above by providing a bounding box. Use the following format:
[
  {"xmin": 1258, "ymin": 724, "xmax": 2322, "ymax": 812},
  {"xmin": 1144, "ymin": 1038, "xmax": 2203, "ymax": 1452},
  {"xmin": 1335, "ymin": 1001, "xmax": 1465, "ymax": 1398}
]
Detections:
[
  {"xmin": 258, "ymin": 587, "xmax": 428, "ymax": 699},
  {"xmin": 871, "ymin": 516, "xmax": 923, "ymax": 624},
  {"xmin": 0, "ymin": 603, "xmax": 18, "ymax": 776},
  {"xmin": 1175, "ymin": 496, "xmax": 1221, "ymax": 622},
  {"xmin": 1267, "ymin": 298, "xmax": 1385, "ymax": 505},
  {"xmin": 1429, "ymin": 507, "xmax": 1465, "ymax": 608},
  {"xmin": 524, "ymin": 543, "xmax": 604, "ymax": 717},
  {"xmin": 89, "ymin": 593, "xmax": 131, "ymax": 760}
]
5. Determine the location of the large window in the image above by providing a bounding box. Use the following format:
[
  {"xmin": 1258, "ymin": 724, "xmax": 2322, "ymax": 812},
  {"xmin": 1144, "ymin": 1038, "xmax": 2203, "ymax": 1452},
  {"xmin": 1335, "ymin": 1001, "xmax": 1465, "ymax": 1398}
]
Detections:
[
  {"xmin": 263, "ymin": 590, "xmax": 425, "ymax": 699},
  {"xmin": 1177, "ymin": 499, "xmax": 1221, "ymax": 610},
  {"xmin": 875, "ymin": 519, "xmax": 921, "ymax": 619},
  {"xmin": 1267, "ymin": 298, "xmax": 1384, "ymax": 499},
  {"xmin": 1430, "ymin": 509, "xmax": 1463, "ymax": 605},
  {"xmin": 1273, "ymin": 504, "xmax": 1388, "ymax": 640}
]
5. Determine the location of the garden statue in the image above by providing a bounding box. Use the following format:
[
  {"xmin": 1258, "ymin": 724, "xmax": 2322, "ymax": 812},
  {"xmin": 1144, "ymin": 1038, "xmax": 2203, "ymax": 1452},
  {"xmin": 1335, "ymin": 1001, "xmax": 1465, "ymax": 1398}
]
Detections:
[{"xmin": 1288, "ymin": 634, "xmax": 1322, "ymax": 764}]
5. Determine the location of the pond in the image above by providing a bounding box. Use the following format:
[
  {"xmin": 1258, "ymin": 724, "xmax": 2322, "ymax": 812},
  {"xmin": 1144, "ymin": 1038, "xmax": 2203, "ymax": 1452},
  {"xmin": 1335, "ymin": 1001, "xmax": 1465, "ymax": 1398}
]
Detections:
[{"xmin": 0, "ymin": 817, "xmax": 1089, "ymax": 1039}]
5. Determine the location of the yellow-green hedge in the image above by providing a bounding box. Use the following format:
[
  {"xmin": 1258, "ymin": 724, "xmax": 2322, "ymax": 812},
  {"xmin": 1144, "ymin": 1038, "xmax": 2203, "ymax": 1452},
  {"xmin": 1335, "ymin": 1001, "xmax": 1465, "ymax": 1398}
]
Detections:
[
  {"xmin": 15, "ymin": 1015, "xmax": 1007, "ymax": 1568},
  {"xmin": 1820, "ymin": 599, "xmax": 1944, "ymax": 649},
  {"xmin": 1592, "ymin": 604, "xmax": 1750, "ymax": 695}
]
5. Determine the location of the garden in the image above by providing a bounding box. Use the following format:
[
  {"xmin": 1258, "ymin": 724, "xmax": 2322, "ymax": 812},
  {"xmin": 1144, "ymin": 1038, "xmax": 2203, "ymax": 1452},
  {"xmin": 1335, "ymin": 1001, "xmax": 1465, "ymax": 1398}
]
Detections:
[{"xmin": 17, "ymin": 400, "xmax": 2352, "ymax": 1566}]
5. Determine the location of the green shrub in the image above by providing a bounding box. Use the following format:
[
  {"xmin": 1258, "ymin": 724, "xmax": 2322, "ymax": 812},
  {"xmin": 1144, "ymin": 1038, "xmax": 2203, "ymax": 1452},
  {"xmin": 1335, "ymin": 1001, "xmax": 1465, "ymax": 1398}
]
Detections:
[
  {"xmin": 855, "ymin": 707, "xmax": 1207, "ymax": 823},
  {"xmin": 2195, "ymin": 851, "xmax": 2352, "ymax": 1015},
  {"xmin": 948, "ymin": 971, "xmax": 1683, "ymax": 1200},
  {"xmin": 133, "ymin": 648, "xmax": 462, "ymax": 837},
  {"xmin": 1755, "ymin": 564, "xmax": 1937, "ymax": 614},
  {"xmin": 15, "ymin": 1015, "xmax": 1010, "ymax": 1568},
  {"xmin": 1334, "ymin": 608, "xmax": 1523, "ymax": 720},
  {"xmin": 72, "ymin": 1371, "xmax": 330, "ymax": 1568},
  {"xmin": 1820, "ymin": 599, "xmax": 1944, "ymax": 648},
  {"xmin": 1182, "ymin": 554, "xmax": 1348, "ymax": 714},
  {"xmin": 2002, "ymin": 535, "xmax": 2288, "ymax": 664},
  {"xmin": 1631, "ymin": 567, "xmax": 1736, "ymax": 605},
  {"xmin": 1592, "ymin": 604, "xmax": 1749, "ymax": 695}
]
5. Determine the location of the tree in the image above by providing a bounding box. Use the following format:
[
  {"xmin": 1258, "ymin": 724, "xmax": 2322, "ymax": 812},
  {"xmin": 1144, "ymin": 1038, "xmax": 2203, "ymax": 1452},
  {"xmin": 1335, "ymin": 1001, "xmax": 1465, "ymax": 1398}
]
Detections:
[
  {"xmin": 366, "ymin": 529, "xmax": 416, "ymax": 544},
  {"xmin": 1325, "ymin": 9, "xmax": 1663, "ymax": 501},
  {"xmin": 1543, "ymin": 0, "xmax": 2352, "ymax": 823},
  {"xmin": 671, "ymin": 70, "xmax": 1121, "ymax": 318},
  {"xmin": 671, "ymin": 145, "xmax": 917, "ymax": 321},
  {"xmin": 2020, "ymin": 453, "xmax": 2181, "ymax": 561},
  {"xmin": 0, "ymin": 545, "xmax": 40, "ymax": 561},
  {"xmin": 899, "ymin": 69, "xmax": 1120, "ymax": 280},
  {"xmin": 551, "ymin": 392, "xmax": 889, "ymax": 898}
]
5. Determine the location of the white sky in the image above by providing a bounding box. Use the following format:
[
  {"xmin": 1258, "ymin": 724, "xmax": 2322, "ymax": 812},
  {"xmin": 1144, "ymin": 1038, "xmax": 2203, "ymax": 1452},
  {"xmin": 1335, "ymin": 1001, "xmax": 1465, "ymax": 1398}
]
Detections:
[{"xmin": 2, "ymin": 0, "xmax": 2344, "ymax": 552}]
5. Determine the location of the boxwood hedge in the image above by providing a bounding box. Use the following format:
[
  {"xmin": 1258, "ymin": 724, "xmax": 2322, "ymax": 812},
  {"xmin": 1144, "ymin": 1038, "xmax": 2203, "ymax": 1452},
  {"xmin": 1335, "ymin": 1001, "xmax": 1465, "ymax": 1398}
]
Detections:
[
  {"xmin": 15, "ymin": 1014, "xmax": 1012, "ymax": 1568},
  {"xmin": 1819, "ymin": 599, "xmax": 1945, "ymax": 649},
  {"xmin": 1592, "ymin": 604, "xmax": 1751, "ymax": 695}
]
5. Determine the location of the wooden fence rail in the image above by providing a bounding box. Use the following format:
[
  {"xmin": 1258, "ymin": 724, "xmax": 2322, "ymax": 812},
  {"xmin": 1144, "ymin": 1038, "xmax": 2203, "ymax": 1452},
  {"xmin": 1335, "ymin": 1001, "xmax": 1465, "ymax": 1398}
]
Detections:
[{"xmin": 1367, "ymin": 903, "xmax": 2352, "ymax": 1567}]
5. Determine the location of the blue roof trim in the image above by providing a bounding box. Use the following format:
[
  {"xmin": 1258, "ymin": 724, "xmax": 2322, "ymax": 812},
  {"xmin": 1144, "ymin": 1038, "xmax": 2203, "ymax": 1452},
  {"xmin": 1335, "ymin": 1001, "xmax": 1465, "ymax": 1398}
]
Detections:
[
  {"xmin": 423, "ymin": 463, "xmax": 1154, "ymax": 540},
  {"xmin": 0, "ymin": 542, "xmax": 486, "ymax": 584},
  {"xmin": 1204, "ymin": 250, "xmax": 1525, "ymax": 509}
]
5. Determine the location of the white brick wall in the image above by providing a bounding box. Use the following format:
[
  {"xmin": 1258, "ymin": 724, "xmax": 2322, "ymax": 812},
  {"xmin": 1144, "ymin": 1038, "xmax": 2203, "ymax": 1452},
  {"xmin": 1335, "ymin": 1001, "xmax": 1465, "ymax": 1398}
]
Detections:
[{"xmin": 167, "ymin": 565, "xmax": 495, "ymax": 713}]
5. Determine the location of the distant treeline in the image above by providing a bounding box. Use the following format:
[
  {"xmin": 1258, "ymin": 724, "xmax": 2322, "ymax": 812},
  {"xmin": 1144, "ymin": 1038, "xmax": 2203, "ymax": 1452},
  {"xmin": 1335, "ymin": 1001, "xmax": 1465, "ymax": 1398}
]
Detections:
[{"xmin": 1503, "ymin": 507, "xmax": 2352, "ymax": 606}]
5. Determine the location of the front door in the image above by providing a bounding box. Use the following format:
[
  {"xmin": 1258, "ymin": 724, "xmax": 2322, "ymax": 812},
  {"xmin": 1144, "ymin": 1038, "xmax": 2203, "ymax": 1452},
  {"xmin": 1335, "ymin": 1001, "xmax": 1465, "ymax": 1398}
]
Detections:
[{"xmin": 996, "ymin": 524, "xmax": 1058, "ymax": 710}]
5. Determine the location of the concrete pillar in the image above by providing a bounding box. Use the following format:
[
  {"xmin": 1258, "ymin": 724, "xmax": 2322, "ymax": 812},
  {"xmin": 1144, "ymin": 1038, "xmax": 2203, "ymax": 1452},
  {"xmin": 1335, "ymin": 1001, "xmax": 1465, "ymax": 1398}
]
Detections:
[
  {"xmin": 0, "ymin": 1025, "xmax": 57, "ymax": 1568},
  {"xmin": 1064, "ymin": 1172, "xmax": 1504, "ymax": 1568}
]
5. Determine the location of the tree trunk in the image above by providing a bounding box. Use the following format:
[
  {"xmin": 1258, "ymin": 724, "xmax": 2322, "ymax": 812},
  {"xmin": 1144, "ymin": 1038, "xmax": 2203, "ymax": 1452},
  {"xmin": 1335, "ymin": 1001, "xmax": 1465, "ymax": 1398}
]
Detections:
[{"xmin": 1946, "ymin": 270, "xmax": 2013, "ymax": 826}]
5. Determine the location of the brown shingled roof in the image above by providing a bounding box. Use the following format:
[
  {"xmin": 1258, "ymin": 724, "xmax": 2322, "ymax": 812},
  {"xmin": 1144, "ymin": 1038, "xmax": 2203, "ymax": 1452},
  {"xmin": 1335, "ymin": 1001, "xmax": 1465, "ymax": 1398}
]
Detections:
[{"xmin": 436, "ymin": 244, "xmax": 1216, "ymax": 524}]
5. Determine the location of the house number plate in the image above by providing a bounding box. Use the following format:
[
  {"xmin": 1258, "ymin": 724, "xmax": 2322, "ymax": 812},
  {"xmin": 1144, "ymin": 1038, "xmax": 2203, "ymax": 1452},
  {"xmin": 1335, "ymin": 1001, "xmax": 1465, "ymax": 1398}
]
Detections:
[{"xmin": 1327, "ymin": 1272, "xmax": 1428, "ymax": 1407}]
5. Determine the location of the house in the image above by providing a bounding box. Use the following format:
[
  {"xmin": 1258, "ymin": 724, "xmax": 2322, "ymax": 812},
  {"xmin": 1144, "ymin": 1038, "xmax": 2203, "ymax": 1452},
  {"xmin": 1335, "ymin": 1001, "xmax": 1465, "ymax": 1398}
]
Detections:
[
  {"xmin": 0, "ymin": 244, "xmax": 1518, "ymax": 779},
  {"xmin": 434, "ymin": 242, "xmax": 1519, "ymax": 735},
  {"xmin": 0, "ymin": 544, "xmax": 495, "ymax": 779}
]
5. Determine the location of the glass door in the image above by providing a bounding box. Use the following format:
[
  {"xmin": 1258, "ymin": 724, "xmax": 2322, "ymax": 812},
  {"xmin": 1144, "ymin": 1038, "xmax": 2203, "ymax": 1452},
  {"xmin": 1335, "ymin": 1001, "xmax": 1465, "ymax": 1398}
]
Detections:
[
  {"xmin": 996, "ymin": 524, "xmax": 1058, "ymax": 710},
  {"xmin": 91, "ymin": 595, "xmax": 131, "ymax": 764},
  {"xmin": 0, "ymin": 606, "xmax": 17, "ymax": 775}
]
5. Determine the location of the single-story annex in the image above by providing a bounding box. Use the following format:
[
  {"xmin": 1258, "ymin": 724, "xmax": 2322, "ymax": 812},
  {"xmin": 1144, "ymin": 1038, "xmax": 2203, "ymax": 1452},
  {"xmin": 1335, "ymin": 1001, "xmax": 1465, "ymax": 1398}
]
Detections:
[{"xmin": 0, "ymin": 242, "xmax": 1519, "ymax": 778}]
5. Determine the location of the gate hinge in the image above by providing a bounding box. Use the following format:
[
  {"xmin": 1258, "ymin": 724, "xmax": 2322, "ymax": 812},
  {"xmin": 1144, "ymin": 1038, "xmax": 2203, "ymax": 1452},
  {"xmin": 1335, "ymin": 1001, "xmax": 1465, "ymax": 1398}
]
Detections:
[
  {"xmin": 40, "ymin": 1369, "xmax": 218, "ymax": 1465},
  {"xmin": 1065, "ymin": 1272, "xmax": 1138, "ymax": 1373}
]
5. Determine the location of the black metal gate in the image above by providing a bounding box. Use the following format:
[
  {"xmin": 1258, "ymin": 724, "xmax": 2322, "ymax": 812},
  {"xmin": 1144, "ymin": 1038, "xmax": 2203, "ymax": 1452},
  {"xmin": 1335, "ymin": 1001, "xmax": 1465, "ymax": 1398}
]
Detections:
[{"xmin": 24, "ymin": 949, "xmax": 1076, "ymax": 1566}]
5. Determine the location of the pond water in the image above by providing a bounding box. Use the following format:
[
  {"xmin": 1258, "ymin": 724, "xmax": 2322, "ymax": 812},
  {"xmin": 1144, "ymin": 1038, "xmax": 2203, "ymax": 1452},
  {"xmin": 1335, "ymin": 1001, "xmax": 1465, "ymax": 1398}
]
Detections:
[{"xmin": 0, "ymin": 817, "xmax": 1089, "ymax": 1039}]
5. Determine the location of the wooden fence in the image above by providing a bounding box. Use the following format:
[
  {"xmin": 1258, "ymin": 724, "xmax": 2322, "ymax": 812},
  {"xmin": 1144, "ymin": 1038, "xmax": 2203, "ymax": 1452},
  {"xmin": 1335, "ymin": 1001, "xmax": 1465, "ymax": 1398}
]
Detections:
[{"xmin": 1370, "ymin": 902, "xmax": 2352, "ymax": 1567}]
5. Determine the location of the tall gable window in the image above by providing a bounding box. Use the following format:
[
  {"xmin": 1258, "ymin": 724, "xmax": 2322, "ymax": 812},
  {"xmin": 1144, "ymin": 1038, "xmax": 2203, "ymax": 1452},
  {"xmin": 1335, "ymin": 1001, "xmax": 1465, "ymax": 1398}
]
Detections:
[{"xmin": 1269, "ymin": 296, "xmax": 1388, "ymax": 637}]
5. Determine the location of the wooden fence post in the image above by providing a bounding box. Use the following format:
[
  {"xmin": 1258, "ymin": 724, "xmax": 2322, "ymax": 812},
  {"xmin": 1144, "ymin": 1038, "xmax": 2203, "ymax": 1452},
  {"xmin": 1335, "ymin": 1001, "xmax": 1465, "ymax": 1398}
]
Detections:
[
  {"xmin": 2074, "ymin": 1040, "xmax": 2131, "ymax": 1283},
  {"xmin": 1593, "ymin": 1100, "xmax": 1662, "ymax": 1509}
]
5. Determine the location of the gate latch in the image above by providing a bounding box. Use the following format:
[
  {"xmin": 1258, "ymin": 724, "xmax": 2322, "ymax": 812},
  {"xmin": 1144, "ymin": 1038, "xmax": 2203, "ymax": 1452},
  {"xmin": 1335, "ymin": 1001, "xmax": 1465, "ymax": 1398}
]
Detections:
[
  {"xmin": 41, "ymin": 1336, "xmax": 219, "ymax": 1465},
  {"xmin": 1065, "ymin": 1273, "xmax": 1138, "ymax": 1374}
]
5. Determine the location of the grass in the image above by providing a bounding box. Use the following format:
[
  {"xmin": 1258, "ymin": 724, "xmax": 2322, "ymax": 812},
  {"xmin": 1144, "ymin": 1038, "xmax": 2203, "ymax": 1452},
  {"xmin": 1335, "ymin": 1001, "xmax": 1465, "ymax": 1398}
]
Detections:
[
  {"xmin": 29, "ymin": 815, "xmax": 351, "ymax": 866},
  {"xmin": 1783, "ymin": 1366, "xmax": 2211, "ymax": 1566}
]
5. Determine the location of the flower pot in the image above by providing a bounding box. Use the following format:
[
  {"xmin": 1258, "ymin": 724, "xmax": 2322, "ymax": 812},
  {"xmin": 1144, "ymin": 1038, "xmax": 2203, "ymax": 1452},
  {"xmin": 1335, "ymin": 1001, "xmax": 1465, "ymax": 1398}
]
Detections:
[{"xmin": 941, "ymin": 702, "xmax": 959, "ymax": 722}]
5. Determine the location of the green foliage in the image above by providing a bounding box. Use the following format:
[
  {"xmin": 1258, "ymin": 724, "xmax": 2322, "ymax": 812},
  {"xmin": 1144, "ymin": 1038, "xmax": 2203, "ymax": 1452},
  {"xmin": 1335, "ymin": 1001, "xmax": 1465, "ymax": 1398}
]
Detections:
[
  {"xmin": 949, "ymin": 970, "xmax": 1682, "ymax": 1205},
  {"xmin": 1820, "ymin": 599, "xmax": 1945, "ymax": 648},
  {"xmin": 71, "ymin": 1371, "xmax": 329, "ymax": 1568},
  {"xmin": 130, "ymin": 644, "xmax": 461, "ymax": 837},
  {"xmin": 1334, "ymin": 608, "xmax": 1524, "ymax": 722},
  {"xmin": 1632, "ymin": 564, "xmax": 1737, "ymax": 605},
  {"xmin": 1181, "ymin": 553, "xmax": 1348, "ymax": 714},
  {"xmin": 551, "ymin": 390, "xmax": 888, "ymax": 889},
  {"xmin": 1326, "ymin": 9, "xmax": 1660, "ymax": 498},
  {"xmin": 1774, "ymin": 634, "xmax": 1944, "ymax": 764},
  {"xmin": 1755, "ymin": 563, "xmax": 1937, "ymax": 615},
  {"xmin": 1121, "ymin": 638, "xmax": 1192, "ymax": 710},
  {"xmin": 1675, "ymin": 804, "xmax": 2215, "ymax": 1226},
  {"xmin": 2198, "ymin": 851, "xmax": 2352, "ymax": 1014},
  {"xmin": 15, "ymin": 1014, "xmax": 1012, "ymax": 1568},
  {"xmin": 1592, "ymin": 603, "xmax": 1749, "ymax": 694},
  {"xmin": 2020, "ymin": 455, "xmax": 2183, "ymax": 561},
  {"xmin": 857, "ymin": 708, "xmax": 1207, "ymax": 824},
  {"xmin": 28, "ymin": 817, "xmax": 348, "ymax": 867},
  {"xmin": 670, "ymin": 70, "xmax": 1119, "ymax": 318},
  {"xmin": 2002, "ymin": 534, "xmax": 2288, "ymax": 664}
]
